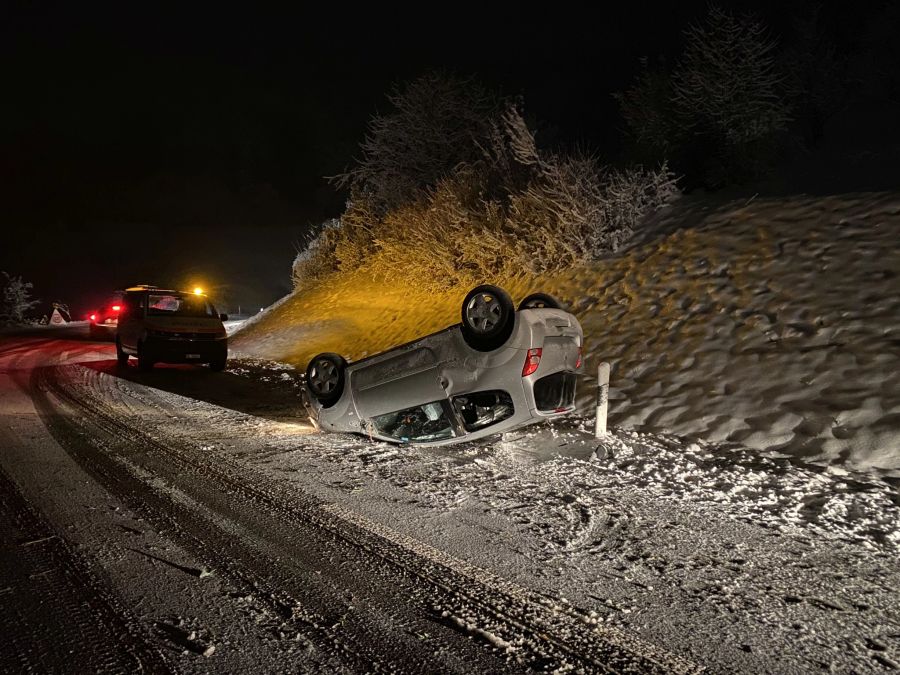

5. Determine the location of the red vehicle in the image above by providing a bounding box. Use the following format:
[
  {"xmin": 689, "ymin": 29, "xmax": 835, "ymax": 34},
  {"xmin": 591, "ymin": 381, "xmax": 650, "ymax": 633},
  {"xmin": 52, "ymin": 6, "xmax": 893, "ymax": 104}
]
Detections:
[{"xmin": 88, "ymin": 292, "xmax": 124, "ymax": 340}]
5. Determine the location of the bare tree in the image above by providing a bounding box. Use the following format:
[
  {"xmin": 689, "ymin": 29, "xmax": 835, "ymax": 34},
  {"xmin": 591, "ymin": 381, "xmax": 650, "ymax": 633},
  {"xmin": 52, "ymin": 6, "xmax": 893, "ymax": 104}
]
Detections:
[
  {"xmin": 1, "ymin": 272, "xmax": 39, "ymax": 324},
  {"xmin": 496, "ymin": 108, "xmax": 678, "ymax": 261},
  {"xmin": 331, "ymin": 72, "xmax": 501, "ymax": 212},
  {"xmin": 293, "ymin": 82, "xmax": 678, "ymax": 291}
]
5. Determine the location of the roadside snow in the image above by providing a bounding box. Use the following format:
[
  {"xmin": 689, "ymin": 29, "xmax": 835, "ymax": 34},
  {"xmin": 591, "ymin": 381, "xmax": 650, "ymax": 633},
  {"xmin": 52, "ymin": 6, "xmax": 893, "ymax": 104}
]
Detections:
[
  {"xmin": 74, "ymin": 358, "xmax": 900, "ymax": 673},
  {"xmin": 246, "ymin": 412, "xmax": 900, "ymax": 556},
  {"xmin": 232, "ymin": 190, "xmax": 900, "ymax": 476},
  {"xmin": 228, "ymin": 292, "xmax": 293, "ymax": 335},
  {"xmin": 575, "ymin": 192, "xmax": 900, "ymax": 477},
  {"xmin": 223, "ymin": 319, "xmax": 247, "ymax": 335}
]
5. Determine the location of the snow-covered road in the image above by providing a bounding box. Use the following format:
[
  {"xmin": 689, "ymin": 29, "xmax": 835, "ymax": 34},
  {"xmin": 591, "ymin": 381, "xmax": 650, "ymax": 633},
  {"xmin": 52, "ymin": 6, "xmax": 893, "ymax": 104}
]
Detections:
[
  {"xmin": 1, "ymin": 328, "xmax": 691, "ymax": 673},
  {"xmin": 1, "ymin": 326, "xmax": 898, "ymax": 672}
]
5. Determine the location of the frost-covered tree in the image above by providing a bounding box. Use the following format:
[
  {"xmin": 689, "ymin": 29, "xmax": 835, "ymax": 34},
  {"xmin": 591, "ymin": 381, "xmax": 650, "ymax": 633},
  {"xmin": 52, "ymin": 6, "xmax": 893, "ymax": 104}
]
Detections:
[
  {"xmin": 495, "ymin": 107, "xmax": 678, "ymax": 264},
  {"xmin": 291, "ymin": 218, "xmax": 342, "ymax": 286},
  {"xmin": 671, "ymin": 6, "xmax": 790, "ymax": 184},
  {"xmin": 617, "ymin": 6, "xmax": 791, "ymax": 186},
  {"xmin": 293, "ymin": 78, "xmax": 679, "ymax": 291},
  {"xmin": 1, "ymin": 272, "xmax": 39, "ymax": 324},
  {"xmin": 331, "ymin": 72, "xmax": 501, "ymax": 212}
]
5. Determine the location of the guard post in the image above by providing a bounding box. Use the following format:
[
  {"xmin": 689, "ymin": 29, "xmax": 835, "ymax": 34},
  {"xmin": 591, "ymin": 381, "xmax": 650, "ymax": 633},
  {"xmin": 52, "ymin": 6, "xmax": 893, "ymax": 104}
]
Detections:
[{"xmin": 594, "ymin": 362, "xmax": 610, "ymax": 438}]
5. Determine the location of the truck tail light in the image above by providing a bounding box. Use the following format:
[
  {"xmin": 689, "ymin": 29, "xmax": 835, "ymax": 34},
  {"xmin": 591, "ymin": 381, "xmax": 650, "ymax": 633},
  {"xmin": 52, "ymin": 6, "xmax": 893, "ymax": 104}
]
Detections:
[
  {"xmin": 89, "ymin": 314, "xmax": 96, "ymax": 321},
  {"xmin": 112, "ymin": 305, "xmax": 121, "ymax": 312},
  {"xmin": 522, "ymin": 348, "xmax": 542, "ymax": 377}
]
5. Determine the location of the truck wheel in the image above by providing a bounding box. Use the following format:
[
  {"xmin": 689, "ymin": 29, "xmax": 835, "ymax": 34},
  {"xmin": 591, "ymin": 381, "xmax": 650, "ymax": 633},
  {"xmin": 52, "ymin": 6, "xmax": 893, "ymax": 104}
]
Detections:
[
  {"xmin": 209, "ymin": 357, "xmax": 227, "ymax": 372},
  {"xmin": 460, "ymin": 285, "xmax": 515, "ymax": 351},
  {"xmin": 137, "ymin": 341, "xmax": 154, "ymax": 371},
  {"xmin": 306, "ymin": 353, "xmax": 346, "ymax": 407},
  {"xmin": 116, "ymin": 338, "xmax": 129, "ymax": 367}
]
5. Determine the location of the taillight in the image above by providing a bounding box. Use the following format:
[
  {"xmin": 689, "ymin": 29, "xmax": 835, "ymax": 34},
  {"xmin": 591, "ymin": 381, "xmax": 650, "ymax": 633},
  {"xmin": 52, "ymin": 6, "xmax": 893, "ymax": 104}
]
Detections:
[
  {"xmin": 522, "ymin": 348, "xmax": 542, "ymax": 377},
  {"xmin": 112, "ymin": 305, "xmax": 121, "ymax": 312},
  {"xmin": 575, "ymin": 347, "xmax": 583, "ymax": 369},
  {"xmin": 89, "ymin": 313, "xmax": 96, "ymax": 321}
]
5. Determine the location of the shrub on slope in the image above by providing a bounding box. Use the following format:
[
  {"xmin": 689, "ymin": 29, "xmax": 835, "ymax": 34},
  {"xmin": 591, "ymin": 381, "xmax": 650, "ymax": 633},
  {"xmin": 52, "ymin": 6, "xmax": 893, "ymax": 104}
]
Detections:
[{"xmin": 295, "ymin": 103, "xmax": 677, "ymax": 292}]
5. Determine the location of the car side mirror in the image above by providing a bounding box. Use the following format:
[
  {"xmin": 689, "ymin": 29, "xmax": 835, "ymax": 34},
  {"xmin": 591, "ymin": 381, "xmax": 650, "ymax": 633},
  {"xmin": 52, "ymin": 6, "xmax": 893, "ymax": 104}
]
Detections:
[{"xmin": 219, "ymin": 313, "xmax": 229, "ymax": 321}]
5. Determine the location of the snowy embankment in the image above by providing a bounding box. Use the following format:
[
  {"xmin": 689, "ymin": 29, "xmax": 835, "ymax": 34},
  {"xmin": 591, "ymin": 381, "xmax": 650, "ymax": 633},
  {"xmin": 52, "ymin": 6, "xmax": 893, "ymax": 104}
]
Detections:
[{"xmin": 232, "ymin": 191, "xmax": 900, "ymax": 477}]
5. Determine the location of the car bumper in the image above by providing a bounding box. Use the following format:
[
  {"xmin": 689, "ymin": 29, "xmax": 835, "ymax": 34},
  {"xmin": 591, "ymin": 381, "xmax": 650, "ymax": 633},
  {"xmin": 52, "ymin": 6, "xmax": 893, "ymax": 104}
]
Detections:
[{"xmin": 144, "ymin": 337, "xmax": 227, "ymax": 364}]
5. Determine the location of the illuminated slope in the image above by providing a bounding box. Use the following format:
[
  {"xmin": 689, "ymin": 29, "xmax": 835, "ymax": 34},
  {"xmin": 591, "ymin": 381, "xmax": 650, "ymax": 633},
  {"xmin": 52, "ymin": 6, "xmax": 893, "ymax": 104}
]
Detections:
[{"xmin": 232, "ymin": 191, "xmax": 900, "ymax": 475}]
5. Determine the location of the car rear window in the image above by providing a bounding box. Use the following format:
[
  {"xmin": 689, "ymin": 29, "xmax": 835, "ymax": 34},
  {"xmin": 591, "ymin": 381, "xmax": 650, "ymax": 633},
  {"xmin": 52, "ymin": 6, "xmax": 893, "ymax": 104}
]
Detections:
[
  {"xmin": 147, "ymin": 294, "xmax": 217, "ymax": 318},
  {"xmin": 533, "ymin": 372, "xmax": 577, "ymax": 412},
  {"xmin": 451, "ymin": 390, "xmax": 515, "ymax": 432},
  {"xmin": 371, "ymin": 401, "xmax": 455, "ymax": 443}
]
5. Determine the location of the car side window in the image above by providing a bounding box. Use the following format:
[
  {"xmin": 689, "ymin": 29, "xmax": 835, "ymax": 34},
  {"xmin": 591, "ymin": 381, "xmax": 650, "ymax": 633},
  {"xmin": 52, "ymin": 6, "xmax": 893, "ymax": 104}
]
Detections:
[
  {"xmin": 451, "ymin": 390, "xmax": 515, "ymax": 432},
  {"xmin": 371, "ymin": 401, "xmax": 455, "ymax": 443}
]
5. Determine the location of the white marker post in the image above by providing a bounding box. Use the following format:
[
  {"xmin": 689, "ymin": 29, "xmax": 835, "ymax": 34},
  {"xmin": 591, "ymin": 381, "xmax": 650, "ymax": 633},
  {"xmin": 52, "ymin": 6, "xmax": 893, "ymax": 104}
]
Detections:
[{"xmin": 594, "ymin": 362, "xmax": 611, "ymax": 438}]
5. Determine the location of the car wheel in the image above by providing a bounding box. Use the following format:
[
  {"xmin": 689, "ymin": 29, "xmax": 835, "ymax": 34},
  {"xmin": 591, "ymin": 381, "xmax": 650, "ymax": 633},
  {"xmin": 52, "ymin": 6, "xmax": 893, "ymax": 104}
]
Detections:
[
  {"xmin": 115, "ymin": 338, "xmax": 129, "ymax": 367},
  {"xmin": 137, "ymin": 341, "xmax": 154, "ymax": 371},
  {"xmin": 306, "ymin": 353, "xmax": 347, "ymax": 407},
  {"xmin": 209, "ymin": 357, "xmax": 227, "ymax": 372},
  {"xmin": 460, "ymin": 285, "xmax": 515, "ymax": 351},
  {"xmin": 518, "ymin": 292, "xmax": 563, "ymax": 311}
]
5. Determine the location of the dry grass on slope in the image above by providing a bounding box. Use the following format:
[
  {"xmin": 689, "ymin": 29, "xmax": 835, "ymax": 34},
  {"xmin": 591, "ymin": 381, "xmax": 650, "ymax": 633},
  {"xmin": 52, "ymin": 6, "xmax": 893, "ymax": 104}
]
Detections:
[{"xmin": 231, "ymin": 267, "xmax": 530, "ymax": 368}]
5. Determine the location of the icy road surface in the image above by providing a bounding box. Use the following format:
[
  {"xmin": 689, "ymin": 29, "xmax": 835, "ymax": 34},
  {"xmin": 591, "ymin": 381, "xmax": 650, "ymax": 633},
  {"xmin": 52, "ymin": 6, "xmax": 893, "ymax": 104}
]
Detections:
[{"xmin": 1, "ymin": 326, "xmax": 898, "ymax": 672}]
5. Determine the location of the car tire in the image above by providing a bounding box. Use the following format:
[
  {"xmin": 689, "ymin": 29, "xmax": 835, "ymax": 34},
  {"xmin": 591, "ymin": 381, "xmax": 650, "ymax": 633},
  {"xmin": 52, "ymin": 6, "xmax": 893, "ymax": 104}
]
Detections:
[
  {"xmin": 209, "ymin": 357, "xmax": 227, "ymax": 372},
  {"xmin": 115, "ymin": 338, "xmax": 129, "ymax": 367},
  {"xmin": 137, "ymin": 341, "xmax": 154, "ymax": 371},
  {"xmin": 306, "ymin": 353, "xmax": 347, "ymax": 407},
  {"xmin": 460, "ymin": 285, "xmax": 515, "ymax": 352},
  {"xmin": 518, "ymin": 292, "xmax": 563, "ymax": 311}
]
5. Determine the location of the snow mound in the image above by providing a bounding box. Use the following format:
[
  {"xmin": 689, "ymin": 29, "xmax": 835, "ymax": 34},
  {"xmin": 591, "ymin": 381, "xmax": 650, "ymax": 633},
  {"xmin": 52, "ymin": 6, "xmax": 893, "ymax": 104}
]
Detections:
[
  {"xmin": 233, "ymin": 191, "xmax": 900, "ymax": 475},
  {"xmin": 261, "ymin": 415, "xmax": 899, "ymax": 555},
  {"xmin": 573, "ymin": 191, "xmax": 900, "ymax": 476}
]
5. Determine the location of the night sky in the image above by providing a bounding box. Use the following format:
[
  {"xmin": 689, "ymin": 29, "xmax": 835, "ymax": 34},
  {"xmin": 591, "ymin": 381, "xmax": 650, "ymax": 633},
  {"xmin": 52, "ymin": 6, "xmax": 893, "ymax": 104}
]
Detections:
[{"xmin": 0, "ymin": 2, "xmax": 890, "ymax": 316}]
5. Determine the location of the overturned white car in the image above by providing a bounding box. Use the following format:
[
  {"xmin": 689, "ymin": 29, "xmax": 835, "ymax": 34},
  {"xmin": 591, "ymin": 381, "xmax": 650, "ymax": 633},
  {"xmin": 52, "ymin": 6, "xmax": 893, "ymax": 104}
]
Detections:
[{"xmin": 303, "ymin": 285, "xmax": 584, "ymax": 446}]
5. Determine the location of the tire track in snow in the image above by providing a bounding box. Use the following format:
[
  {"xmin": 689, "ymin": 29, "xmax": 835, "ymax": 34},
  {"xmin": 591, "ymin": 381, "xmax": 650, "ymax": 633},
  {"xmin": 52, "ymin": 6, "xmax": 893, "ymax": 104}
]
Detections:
[
  {"xmin": 32, "ymin": 365, "xmax": 531, "ymax": 673},
  {"xmin": 31, "ymin": 367, "xmax": 411, "ymax": 674},
  {"xmin": 0, "ymin": 467, "xmax": 171, "ymax": 674},
  {"xmin": 35, "ymin": 363, "xmax": 700, "ymax": 674}
]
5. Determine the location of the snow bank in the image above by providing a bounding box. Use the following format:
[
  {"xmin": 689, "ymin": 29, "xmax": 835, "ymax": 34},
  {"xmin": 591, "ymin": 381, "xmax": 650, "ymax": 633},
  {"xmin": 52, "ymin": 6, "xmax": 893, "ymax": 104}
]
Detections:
[{"xmin": 232, "ymin": 191, "xmax": 900, "ymax": 475}]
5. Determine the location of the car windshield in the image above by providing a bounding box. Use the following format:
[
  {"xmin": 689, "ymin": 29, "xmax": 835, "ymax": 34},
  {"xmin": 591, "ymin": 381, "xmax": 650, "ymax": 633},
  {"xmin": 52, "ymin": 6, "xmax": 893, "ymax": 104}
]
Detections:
[
  {"xmin": 371, "ymin": 401, "xmax": 455, "ymax": 443},
  {"xmin": 451, "ymin": 390, "xmax": 515, "ymax": 432},
  {"xmin": 147, "ymin": 294, "xmax": 217, "ymax": 318}
]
